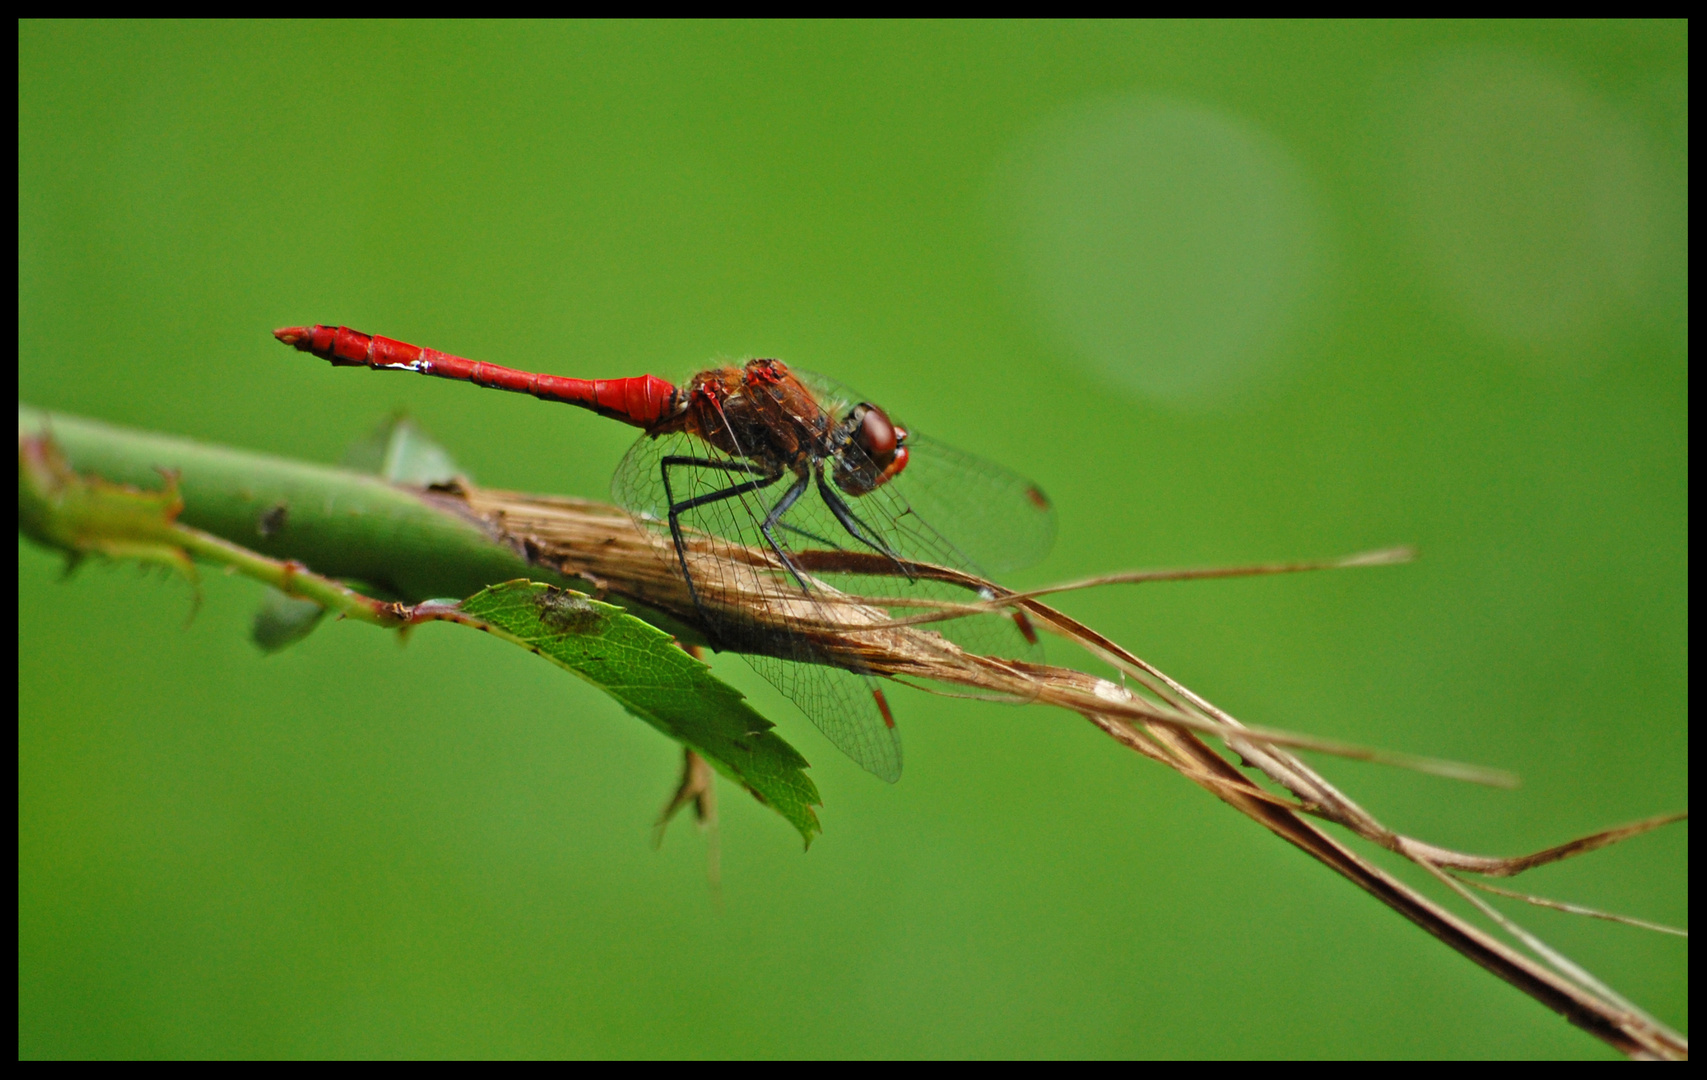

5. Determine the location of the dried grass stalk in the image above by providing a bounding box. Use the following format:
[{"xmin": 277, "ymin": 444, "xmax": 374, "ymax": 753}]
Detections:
[{"xmin": 439, "ymin": 483, "xmax": 1686, "ymax": 1059}]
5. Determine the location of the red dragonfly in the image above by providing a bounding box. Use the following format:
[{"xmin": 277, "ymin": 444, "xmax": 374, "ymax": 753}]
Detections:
[{"xmin": 276, "ymin": 324, "xmax": 1055, "ymax": 782}]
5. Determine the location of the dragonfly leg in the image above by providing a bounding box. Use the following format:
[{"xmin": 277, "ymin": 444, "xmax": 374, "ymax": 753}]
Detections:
[
  {"xmin": 757, "ymin": 472, "xmax": 814, "ymax": 593},
  {"xmin": 775, "ymin": 520, "xmax": 851, "ymax": 551},
  {"xmin": 661, "ymin": 456, "xmax": 783, "ymax": 639},
  {"xmin": 659, "ymin": 455, "xmax": 770, "ymax": 477},
  {"xmin": 813, "ymin": 465, "xmax": 914, "ymax": 580}
]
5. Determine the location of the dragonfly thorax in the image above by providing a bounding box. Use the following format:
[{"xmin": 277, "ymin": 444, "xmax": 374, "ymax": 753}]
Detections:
[
  {"xmin": 673, "ymin": 359, "xmax": 906, "ymax": 495},
  {"xmin": 676, "ymin": 360, "xmax": 832, "ymax": 473}
]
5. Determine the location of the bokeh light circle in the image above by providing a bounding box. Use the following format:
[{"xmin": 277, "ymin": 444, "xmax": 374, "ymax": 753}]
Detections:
[
  {"xmin": 999, "ymin": 96, "xmax": 1325, "ymax": 403},
  {"xmin": 1393, "ymin": 50, "xmax": 1665, "ymax": 356}
]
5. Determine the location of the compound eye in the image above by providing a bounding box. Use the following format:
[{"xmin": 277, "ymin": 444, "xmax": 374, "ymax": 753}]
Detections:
[{"xmin": 856, "ymin": 405, "xmax": 898, "ymax": 459}]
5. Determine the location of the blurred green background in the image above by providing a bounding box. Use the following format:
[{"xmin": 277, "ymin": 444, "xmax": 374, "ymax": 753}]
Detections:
[{"xmin": 19, "ymin": 21, "xmax": 1687, "ymax": 1058}]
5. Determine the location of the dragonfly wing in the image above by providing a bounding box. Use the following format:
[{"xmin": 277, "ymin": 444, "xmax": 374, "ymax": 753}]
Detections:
[
  {"xmin": 744, "ymin": 654, "xmax": 902, "ymax": 784},
  {"xmin": 770, "ymin": 372, "xmax": 1053, "ymax": 666},
  {"xmin": 755, "ymin": 437, "xmax": 1048, "ymax": 690},
  {"xmin": 885, "ymin": 433, "xmax": 1057, "ymax": 575},
  {"xmin": 789, "ymin": 370, "xmax": 1057, "ymax": 574},
  {"xmin": 800, "ymin": 470, "xmax": 1045, "ymax": 667},
  {"xmin": 613, "ymin": 430, "xmax": 905, "ymax": 782}
]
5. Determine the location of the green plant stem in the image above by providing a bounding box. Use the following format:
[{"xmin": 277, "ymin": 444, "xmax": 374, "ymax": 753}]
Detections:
[{"xmin": 19, "ymin": 404, "xmax": 576, "ymax": 602}]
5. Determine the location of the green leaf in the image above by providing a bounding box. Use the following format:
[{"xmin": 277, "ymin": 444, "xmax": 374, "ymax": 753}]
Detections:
[
  {"xmin": 251, "ymin": 588, "xmax": 331, "ymax": 653},
  {"xmin": 451, "ymin": 581, "xmax": 822, "ymax": 847},
  {"xmin": 341, "ymin": 413, "xmax": 465, "ymax": 486}
]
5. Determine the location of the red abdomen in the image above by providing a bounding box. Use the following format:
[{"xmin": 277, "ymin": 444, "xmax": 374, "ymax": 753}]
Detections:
[{"xmin": 275, "ymin": 325, "xmax": 678, "ymax": 430}]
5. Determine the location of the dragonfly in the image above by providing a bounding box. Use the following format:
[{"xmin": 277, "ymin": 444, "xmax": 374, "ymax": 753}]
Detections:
[{"xmin": 276, "ymin": 324, "xmax": 1056, "ymax": 782}]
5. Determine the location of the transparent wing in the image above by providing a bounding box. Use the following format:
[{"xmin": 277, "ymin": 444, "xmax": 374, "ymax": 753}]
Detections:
[
  {"xmin": 888, "ymin": 433, "xmax": 1057, "ymax": 575},
  {"xmin": 791, "ymin": 444, "xmax": 1051, "ymax": 664},
  {"xmin": 610, "ymin": 369, "xmax": 1054, "ymax": 784},
  {"xmin": 793, "ymin": 371, "xmax": 1057, "ymax": 574},
  {"xmin": 614, "ymin": 430, "xmax": 905, "ymax": 782}
]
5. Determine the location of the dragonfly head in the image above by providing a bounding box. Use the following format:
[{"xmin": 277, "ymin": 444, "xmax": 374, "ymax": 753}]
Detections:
[{"xmin": 833, "ymin": 403, "xmax": 909, "ymax": 496}]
